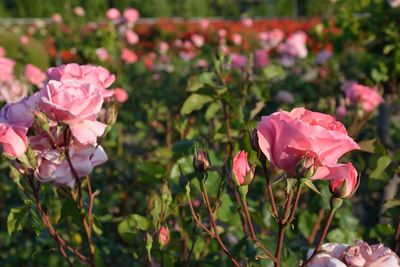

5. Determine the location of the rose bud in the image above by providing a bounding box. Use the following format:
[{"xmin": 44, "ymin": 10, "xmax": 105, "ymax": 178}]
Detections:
[
  {"xmin": 232, "ymin": 150, "xmax": 254, "ymax": 187},
  {"xmin": 296, "ymin": 153, "xmax": 318, "ymax": 179},
  {"xmin": 329, "ymin": 163, "xmax": 359, "ymax": 199},
  {"xmin": 33, "ymin": 110, "xmax": 50, "ymax": 133},
  {"xmin": 193, "ymin": 148, "xmax": 210, "ymax": 173},
  {"xmin": 157, "ymin": 226, "xmax": 170, "ymax": 248}
]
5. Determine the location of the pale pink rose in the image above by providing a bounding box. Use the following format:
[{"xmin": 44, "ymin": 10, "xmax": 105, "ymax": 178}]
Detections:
[
  {"xmin": 20, "ymin": 35, "xmax": 29, "ymax": 45},
  {"xmin": 123, "ymin": 7, "xmax": 139, "ymax": 23},
  {"xmin": 51, "ymin": 13, "xmax": 62, "ymax": 23},
  {"xmin": 306, "ymin": 253, "xmax": 347, "ymax": 267},
  {"xmin": 278, "ymin": 31, "xmax": 308, "ymax": 58},
  {"xmin": 0, "ymin": 57, "xmax": 15, "ymax": 82},
  {"xmin": 179, "ymin": 51, "xmax": 196, "ymax": 61},
  {"xmin": 0, "ymin": 93, "xmax": 39, "ymax": 128},
  {"xmin": 218, "ymin": 29, "xmax": 227, "ymax": 38},
  {"xmin": 124, "ymin": 29, "xmax": 139, "ymax": 45},
  {"xmin": 231, "ymin": 33, "xmax": 242, "ymax": 46},
  {"xmin": 257, "ymin": 108, "xmax": 359, "ymax": 178},
  {"xmin": 158, "ymin": 42, "xmax": 169, "ymax": 54},
  {"xmin": 276, "ymin": 90, "xmax": 295, "ymax": 104},
  {"xmin": 388, "ymin": 0, "xmax": 400, "ymax": 7},
  {"xmin": 199, "ymin": 18, "xmax": 210, "ymax": 29},
  {"xmin": 241, "ymin": 17, "xmax": 253, "ymax": 27},
  {"xmin": 345, "ymin": 83, "xmax": 383, "ymax": 112},
  {"xmin": 197, "ymin": 59, "xmax": 208, "ymax": 68},
  {"xmin": 121, "ymin": 48, "xmax": 138, "ymax": 64},
  {"xmin": 0, "ymin": 79, "xmax": 28, "ymax": 104},
  {"xmin": 0, "ymin": 120, "xmax": 28, "ymax": 158},
  {"xmin": 328, "ymin": 162, "xmax": 359, "ymax": 198},
  {"xmin": 106, "ymin": 8, "xmax": 121, "ymax": 20},
  {"xmin": 345, "ymin": 241, "xmax": 400, "ymax": 267},
  {"xmin": 113, "ymin": 88, "xmax": 128, "ymax": 103},
  {"xmin": 254, "ymin": 49, "xmax": 269, "ymax": 68},
  {"xmin": 158, "ymin": 226, "xmax": 170, "ymax": 247},
  {"xmin": 191, "ymin": 34, "xmax": 205, "ymax": 48},
  {"xmin": 39, "ymin": 79, "xmax": 106, "ymax": 144},
  {"xmin": 24, "ymin": 64, "xmax": 46, "ymax": 87},
  {"xmin": 33, "ymin": 136, "xmax": 107, "ymax": 187},
  {"xmin": 74, "ymin": 6, "xmax": 85, "ymax": 17},
  {"xmin": 232, "ymin": 150, "xmax": 253, "ymax": 186},
  {"xmin": 230, "ymin": 53, "xmax": 247, "ymax": 69},
  {"xmin": 95, "ymin": 48, "xmax": 110, "ymax": 61},
  {"xmin": 46, "ymin": 63, "xmax": 115, "ymax": 99},
  {"xmin": 0, "ymin": 47, "xmax": 5, "ymax": 57}
]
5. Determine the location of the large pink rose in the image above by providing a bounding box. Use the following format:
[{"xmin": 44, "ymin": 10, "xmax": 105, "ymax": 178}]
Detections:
[
  {"xmin": 345, "ymin": 83, "xmax": 383, "ymax": 113},
  {"xmin": 0, "ymin": 119, "xmax": 28, "ymax": 157},
  {"xmin": 257, "ymin": 108, "xmax": 359, "ymax": 178},
  {"xmin": 33, "ymin": 137, "xmax": 107, "ymax": 187},
  {"xmin": 24, "ymin": 64, "xmax": 46, "ymax": 87},
  {"xmin": 345, "ymin": 241, "xmax": 400, "ymax": 267},
  {"xmin": 0, "ymin": 57, "xmax": 15, "ymax": 82},
  {"xmin": 39, "ymin": 80, "xmax": 106, "ymax": 144},
  {"xmin": 46, "ymin": 63, "xmax": 115, "ymax": 99}
]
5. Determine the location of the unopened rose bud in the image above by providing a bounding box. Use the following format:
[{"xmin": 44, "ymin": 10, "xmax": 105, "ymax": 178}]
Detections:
[
  {"xmin": 329, "ymin": 163, "xmax": 359, "ymax": 199},
  {"xmin": 232, "ymin": 150, "xmax": 254, "ymax": 187},
  {"xmin": 249, "ymin": 128, "xmax": 259, "ymax": 152},
  {"xmin": 26, "ymin": 146, "xmax": 37, "ymax": 168},
  {"xmin": 34, "ymin": 110, "xmax": 50, "ymax": 133},
  {"xmin": 193, "ymin": 148, "xmax": 210, "ymax": 174},
  {"xmin": 105, "ymin": 104, "xmax": 118, "ymax": 126},
  {"xmin": 296, "ymin": 153, "xmax": 317, "ymax": 179},
  {"xmin": 157, "ymin": 226, "xmax": 170, "ymax": 248}
]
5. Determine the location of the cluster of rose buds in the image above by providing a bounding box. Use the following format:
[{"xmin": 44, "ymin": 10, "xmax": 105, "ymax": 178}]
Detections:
[{"xmin": 0, "ymin": 63, "xmax": 120, "ymax": 187}]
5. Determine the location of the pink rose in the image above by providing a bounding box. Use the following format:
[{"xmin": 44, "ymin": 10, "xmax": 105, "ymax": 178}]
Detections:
[
  {"xmin": 345, "ymin": 83, "xmax": 383, "ymax": 112},
  {"xmin": 95, "ymin": 48, "xmax": 110, "ymax": 61},
  {"xmin": 257, "ymin": 108, "xmax": 359, "ymax": 178},
  {"xmin": 345, "ymin": 241, "xmax": 400, "ymax": 267},
  {"xmin": 106, "ymin": 8, "xmax": 121, "ymax": 21},
  {"xmin": 124, "ymin": 29, "xmax": 139, "ymax": 45},
  {"xmin": 336, "ymin": 105, "xmax": 347, "ymax": 119},
  {"xmin": 230, "ymin": 53, "xmax": 247, "ymax": 69},
  {"xmin": 158, "ymin": 42, "xmax": 169, "ymax": 54},
  {"xmin": 0, "ymin": 79, "xmax": 28, "ymax": 104},
  {"xmin": 329, "ymin": 163, "xmax": 358, "ymax": 198},
  {"xmin": 258, "ymin": 29, "xmax": 284, "ymax": 49},
  {"xmin": 199, "ymin": 19, "xmax": 210, "ymax": 29},
  {"xmin": 0, "ymin": 57, "xmax": 15, "ymax": 82},
  {"xmin": 278, "ymin": 31, "xmax": 308, "ymax": 58},
  {"xmin": 254, "ymin": 49, "xmax": 269, "ymax": 68},
  {"xmin": 24, "ymin": 64, "xmax": 46, "ymax": 87},
  {"xmin": 191, "ymin": 34, "xmax": 205, "ymax": 48},
  {"xmin": 123, "ymin": 8, "xmax": 139, "ymax": 23},
  {"xmin": 231, "ymin": 33, "xmax": 242, "ymax": 46},
  {"xmin": 158, "ymin": 226, "xmax": 170, "ymax": 247},
  {"xmin": 179, "ymin": 51, "xmax": 196, "ymax": 61},
  {"xmin": 0, "ymin": 119, "xmax": 28, "ymax": 157},
  {"xmin": 74, "ymin": 6, "xmax": 85, "ymax": 17},
  {"xmin": 113, "ymin": 88, "xmax": 128, "ymax": 103},
  {"xmin": 218, "ymin": 29, "xmax": 227, "ymax": 38},
  {"xmin": 51, "ymin": 13, "xmax": 62, "ymax": 23},
  {"xmin": 121, "ymin": 48, "xmax": 138, "ymax": 64},
  {"xmin": 232, "ymin": 150, "xmax": 254, "ymax": 186},
  {"xmin": 0, "ymin": 93, "xmax": 39, "ymax": 128},
  {"xmin": 39, "ymin": 79, "xmax": 106, "ymax": 144},
  {"xmin": 33, "ymin": 136, "xmax": 107, "ymax": 187},
  {"xmin": 241, "ymin": 17, "xmax": 253, "ymax": 27},
  {"xmin": 46, "ymin": 63, "xmax": 115, "ymax": 99},
  {"xmin": 20, "ymin": 35, "xmax": 29, "ymax": 45}
]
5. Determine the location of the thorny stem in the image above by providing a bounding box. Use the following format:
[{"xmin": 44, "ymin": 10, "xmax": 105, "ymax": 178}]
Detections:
[
  {"xmin": 186, "ymin": 190, "xmax": 214, "ymax": 236},
  {"xmin": 261, "ymin": 158, "xmax": 279, "ymax": 220},
  {"xmin": 199, "ymin": 181, "xmax": 241, "ymax": 267}
]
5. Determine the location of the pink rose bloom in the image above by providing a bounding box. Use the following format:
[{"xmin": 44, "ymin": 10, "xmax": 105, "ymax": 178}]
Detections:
[
  {"xmin": 345, "ymin": 83, "xmax": 383, "ymax": 113},
  {"xmin": 123, "ymin": 8, "xmax": 139, "ymax": 23},
  {"xmin": 258, "ymin": 29, "xmax": 285, "ymax": 49},
  {"xmin": 24, "ymin": 64, "xmax": 46, "ymax": 87},
  {"xmin": 74, "ymin": 6, "xmax": 85, "ymax": 17},
  {"xmin": 307, "ymin": 243, "xmax": 349, "ymax": 267},
  {"xmin": 20, "ymin": 35, "xmax": 29, "ymax": 45},
  {"xmin": 33, "ymin": 137, "xmax": 107, "ymax": 187},
  {"xmin": 124, "ymin": 29, "xmax": 139, "ymax": 45},
  {"xmin": 257, "ymin": 107, "xmax": 359, "ymax": 178},
  {"xmin": 199, "ymin": 18, "xmax": 210, "ymax": 29},
  {"xmin": 254, "ymin": 49, "xmax": 269, "ymax": 68},
  {"xmin": 51, "ymin": 13, "xmax": 62, "ymax": 23},
  {"xmin": 336, "ymin": 105, "xmax": 347, "ymax": 119},
  {"xmin": 241, "ymin": 17, "xmax": 253, "ymax": 27},
  {"xmin": 121, "ymin": 48, "xmax": 138, "ymax": 64},
  {"xmin": 113, "ymin": 88, "xmax": 128, "ymax": 103},
  {"xmin": 388, "ymin": 0, "xmax": 400, "ymax": 7},
  {"xmin": 0, "ymin": 47, "xmax": 5, "ymax": 57},
  {"xmin": 329, "ymin": 162, "xmax": 359, "ymax": 198},
  {"xmin": 218, "ymin": 29, "xmax": 227, "ymax": 38},
  {"xmin": 95, "ymin": 48, "xmax": 110, "ymax": 61},
  {"xmin": 0, "ymin": 79, "xmax": 28, "ymax": 104},
  {"xmin": 197, "ymin": 59, "xmax": 208, "ymax": 68},
  {"xmin": 46, "ymin": 63, "xmax": 115, "ymax": 99},
  {"xmin": 232, "ymin": 150, "xmax": 254, "ymax": 186},
  {"xmin": 231, "ymin": 33, "xmax": 242, "ymax": 46},
  {"xmin": 0, "ymin": 119, "xmax": 28, "ymax": 157},
  {"xmin": 230, "ymin": 53, "xmax": 248, "ymax": 69},
  {"xmin": 39, "ymin": 79, "xmax": 107, "ymax": 145},
  {"xmin": 191, "ymin": 34, "xmax": 205, "ymax": 48},
  {"xmin": 0, "ymin": 93, "xmax": 39, "ymax": 128},
  {"xmin": 106, "ymin": 8, "xmax": 121, "ymax": 21},
  {"xmin": 158, "ymin": 42, "xmax": 169, "ymax": 54},
  {"xmin": 0, "ymin": 57, "xmax": 15, "ymax": 82},
  {"xmin": 278, "ymin": 31, "xmax": 308, "ymax": 58}
]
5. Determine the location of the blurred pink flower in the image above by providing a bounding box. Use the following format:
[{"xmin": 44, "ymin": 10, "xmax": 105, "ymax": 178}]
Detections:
[
  {"xmin": 158, "ymin": 42, "xmax": 169, "ymax": 54},
  {"xmin": 336, "ymin": 104, "xmax": 347, "ymax": 119},
  {"xmin": 20, "ymin": 35, "xmax": 29, "ymax": 45},
  {"xmin": 123, "ymin": 7, "xmax": 139, "ymax": 23},
  {"xmin": 106, "ymin": 8, "xmax": 121, "ymax": 21},
  {"xmin": 191, "ymin": 34, "xmax": 205, "ymax": 48},
  {"xmin": 74, "ymin": 6, "xmax": 85, "ymax": 17},
  {"xmin": 24, "ymin": 64, "xmax": 46, "ymax": 87},
  {"xmin": 278, "ymin": 31, "xmax": 308, "ymax": 58},
  {"xmin": 0, "ymin": 80, "xmax": 28, "ymax": 104},
  {"xmin": 0, "ymin": 47, "xmax": 5, "ymax": 57},
  {"xmin": 197, "ymin": 59, "xmax": 208, "ymax": 68},
  {"xmin": 96, "ymin": 48, "xmax": 110, "ymax": 61},
  {"xmin": 316, "ymin": 49, "xmax": 333, "ymax": 64},
  {"xmin": 230, "ymin": 53, "xmax": 247, "ymax": 69},
  {"xmin": 51, "ymin": 13, "xmax": 62, "ymax": 23},
  {"xmin": 179, "ymin": 51, "xmax": 196, "ymax": 61},
  {"xmin": 345, "ymin": 83, "xmax": 383, "ymax": 113},
  {"xmin": 218, "ymin": 29, "xmax": 227, "ymax": 38},
  {"xmin": 113, "ymin": 88, "xmax": 128, "ymax": 103},
  {"xmin": 0, "ymin": 57, "xmax": 15, "ymax": 82},
  {"xmin": 241, "ymin": 17, "xmax": 253, "ymax": 27},
  {"xmin": 254, "ymin": 49, "xmax": 269, "ymax": 68},
  {"xmin": 388, "ymin": 0, "xmax": 400, "ymax": 7},
  {"xmin": 199, "ymin": 18, "xmax": 210, "ymax": 29},
  {"xmin": 231, "ymin": 33, "xmax": 242, "ymax": 46},
  {"xmin": 258, "ymin": 29, "xmax": 285, "ymax": 49},
  {"xmin": 121, "ymin": 48, "xmax": 138, "ymax": 64},
  {"xmin": 124, "ymin": 29, "xmax": 139, "ymax": 45}
]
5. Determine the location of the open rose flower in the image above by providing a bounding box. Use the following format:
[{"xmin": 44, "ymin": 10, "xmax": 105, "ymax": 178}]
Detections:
[
  {"xmin": 0, "ymin": 93, "xmax": 39, "ymax": 128},
  {"xmin": 232, "ymin": 150, "xmax": 254, "ymax": 186},
  {"xmin": 257, "ymin": 108, "xmax": 359, "ymax": 179},
  {"xmin": 0, "ymin": 79, "xmax": 28, "ymax": 104},
  {"xmin": 345, "ymin": 83, "xmax": 383, "ymax": 113},
  {"xmin": 123, "ymin": 8, "xmax": 139, "ymax": 23},
  {"xmin": 24, "ymin": 64, "xmax": 46, "ymax": 87},
  {"xmin": 0, "ymin": 119, "xmax": 28, "ymax": 157}
]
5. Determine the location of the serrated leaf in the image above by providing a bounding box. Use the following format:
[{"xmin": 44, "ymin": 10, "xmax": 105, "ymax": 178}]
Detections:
[
  {"xmin": 181, "ymin": 94, "xmax": 213, "ymax": 115},
  {"xmin": 7, "ymin": 207, "xmax": 29, "ymax": 235}
]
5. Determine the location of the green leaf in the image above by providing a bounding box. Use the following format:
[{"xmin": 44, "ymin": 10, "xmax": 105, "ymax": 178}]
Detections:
[
  {"xmin": 261, "ymin": 65, "xmax": 285, "ymax": 81},
  {"xmin": 93, "ymin": 216, "xmax": 103, "ymax": 236},
  {"xmin": 181, "ymin": 94, "xmax": 213, "ymax": 115},
  {"xmin": 118, "ymin": 214, "xmax": 150, "ymax": 244},
  {"xmin": 358, "ymin": 139, "xmax": 376, "ymax": 153},
  {"xmin": 370, "ymin": 156, "xmax": 391, "ymax": 179},
  {"xmin": 383, "ymin": 199, "xmax": 400, "ymax": 210},
  {"xmin": 7, "ymin": 207, "xmax": 29, "ymax": 235},
  {"xmin": 205, "ymin": 102, "xmax": 221, "ymax": 121},
  {"xmin": 304, "ymin": 180, "xmax": 322, "ymax": 195},
  {"xmin": 187, "ymin": 72, "xmax": 215, "ymax": 92}
]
